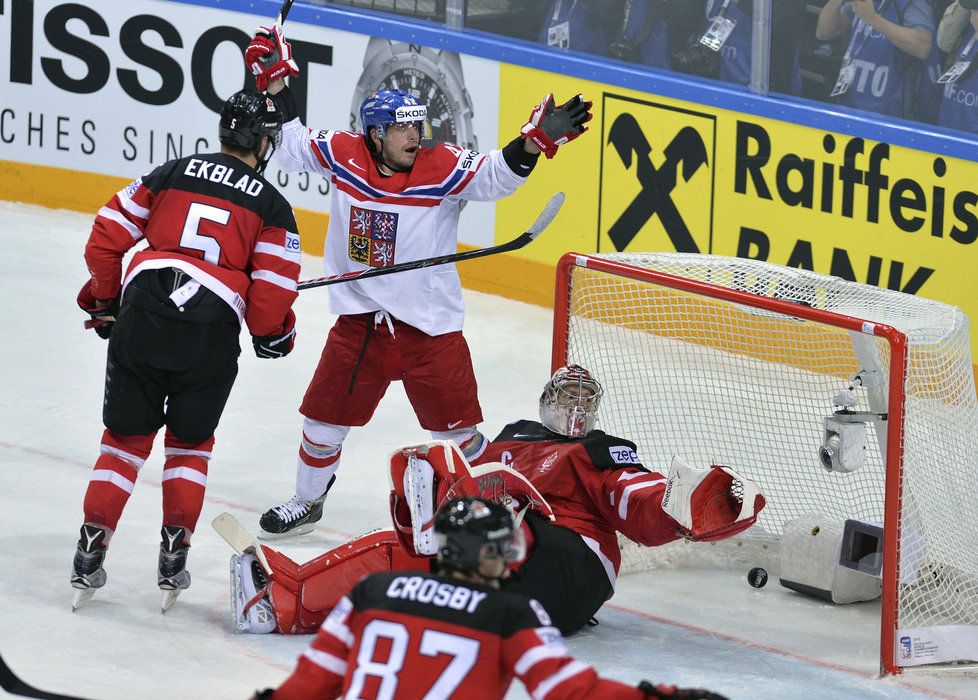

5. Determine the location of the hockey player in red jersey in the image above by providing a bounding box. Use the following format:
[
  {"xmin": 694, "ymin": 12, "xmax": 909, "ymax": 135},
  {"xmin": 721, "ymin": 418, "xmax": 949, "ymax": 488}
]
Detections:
[
  {"xmin": 244, "ymin": 26, "xmax": 594, "ymax": 539},
  {"xmin": 255, "ymin": 497, "xmax": 728, "ymax": 700},
  {"xmin": 71, "ymin": 89, "xmax": 301, "ymax": 612},
  {"xmin": 227, "ymin": 366, "xmax": 764, "ymax": 637},
  {"xmin": 470, "ymin": 364, "xmax": 766, "ymax": 633}
]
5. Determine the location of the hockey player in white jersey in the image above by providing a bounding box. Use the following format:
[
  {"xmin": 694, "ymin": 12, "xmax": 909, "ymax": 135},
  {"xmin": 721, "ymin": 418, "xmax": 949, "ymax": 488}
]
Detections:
[{"xmin": 244, "ymin": 25, "xmax": 593, "ymax": 538}]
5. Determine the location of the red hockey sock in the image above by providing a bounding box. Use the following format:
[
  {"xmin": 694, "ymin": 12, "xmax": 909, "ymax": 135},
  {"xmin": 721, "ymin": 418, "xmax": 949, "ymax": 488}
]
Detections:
[
  {"xmin": 161, "ymin": 431, "xmax": 213, "ymax": 536},
  {"xmin": 83, "ymin": 430, "xmax": 154, "ymax": 531}
]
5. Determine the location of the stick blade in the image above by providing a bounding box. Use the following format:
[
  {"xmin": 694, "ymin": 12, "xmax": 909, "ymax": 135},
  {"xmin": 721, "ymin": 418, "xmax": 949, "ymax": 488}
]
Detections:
[
  {"xmin": 211, "ymin": 512, "xmax": 271, "ymax": 573},
  {"xmin": 526, "ymin": 192, "xmax": 565, "ymax": 240}
]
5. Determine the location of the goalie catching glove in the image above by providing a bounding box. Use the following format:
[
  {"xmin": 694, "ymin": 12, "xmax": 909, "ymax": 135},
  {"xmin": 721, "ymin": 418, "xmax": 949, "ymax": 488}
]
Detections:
[
  {"xmin": 520, "ymin": 93, "xmax": 593, "ymax": 159},
  {"xmin": 660, "ymin": 455, "xmax": 765, "ymax": 542},
  {"xmin": 246, "ymin": 25, "xmax": 299, "ymax": 92}
]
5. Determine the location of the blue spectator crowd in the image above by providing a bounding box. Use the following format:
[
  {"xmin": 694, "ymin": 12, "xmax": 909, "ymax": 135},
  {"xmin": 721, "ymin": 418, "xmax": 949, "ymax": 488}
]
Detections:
[{"xmin": 531, "ymin": 0, "xmax": 978, "ymax": 134}]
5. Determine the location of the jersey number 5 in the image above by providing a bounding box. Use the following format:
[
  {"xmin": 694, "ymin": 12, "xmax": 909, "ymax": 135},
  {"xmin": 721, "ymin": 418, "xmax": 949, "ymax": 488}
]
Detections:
[
  {"xmin": 180, "ymin": 202, "xmax": 230, "ymax": 265},
  {"xmin": 348, "ymin": 620, "xmax": 480, "ymax": 699}
]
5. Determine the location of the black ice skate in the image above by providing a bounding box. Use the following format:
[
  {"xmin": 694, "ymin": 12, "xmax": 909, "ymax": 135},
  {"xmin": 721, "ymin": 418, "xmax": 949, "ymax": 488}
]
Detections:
[
  {"xmin": 258, "ymin": 475, "xmax": 335, "ymax": 540},
  {"xmin": 71, "ymin": 524, "xmax": 108, "ymax": 612},
  {"xmin": 158, "ymin": 525, "xmax": 191, "ymax": 613}
]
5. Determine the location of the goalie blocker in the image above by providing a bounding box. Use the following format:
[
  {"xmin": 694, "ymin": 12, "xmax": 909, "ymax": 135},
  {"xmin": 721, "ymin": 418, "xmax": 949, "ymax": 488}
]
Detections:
[{"xmin": 228, "ymin": 443, "xmax": 765, "ymax": 634}]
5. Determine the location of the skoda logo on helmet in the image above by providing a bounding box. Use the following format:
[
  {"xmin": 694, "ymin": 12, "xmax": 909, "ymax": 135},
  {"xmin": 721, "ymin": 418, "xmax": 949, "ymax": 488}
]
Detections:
[{"xmin": 395, "ymin": 105, "xmax": 428, "ymax": 122}]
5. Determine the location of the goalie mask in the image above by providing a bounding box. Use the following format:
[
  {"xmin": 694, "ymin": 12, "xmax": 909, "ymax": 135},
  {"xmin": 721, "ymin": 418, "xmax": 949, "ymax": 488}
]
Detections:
[
  {"xmin": 539, "ymin": 364, "xmax": 603, "ymax": 438},
  {"xmin": 434, "ymin": 497, "xmax": 526, "ymax": 577}
]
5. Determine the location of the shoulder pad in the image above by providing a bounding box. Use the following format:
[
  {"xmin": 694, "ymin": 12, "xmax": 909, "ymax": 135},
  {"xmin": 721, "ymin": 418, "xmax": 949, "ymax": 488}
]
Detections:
[{"xmin": 581, "ymin": 431, "xmax": 648, "ymax": 472}]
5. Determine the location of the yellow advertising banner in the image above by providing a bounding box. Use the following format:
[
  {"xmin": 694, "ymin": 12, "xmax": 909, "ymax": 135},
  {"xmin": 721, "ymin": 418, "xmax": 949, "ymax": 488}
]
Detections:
[{"xmin": 495, "ymin": 64, "xmax": 978, "ymax": 349}]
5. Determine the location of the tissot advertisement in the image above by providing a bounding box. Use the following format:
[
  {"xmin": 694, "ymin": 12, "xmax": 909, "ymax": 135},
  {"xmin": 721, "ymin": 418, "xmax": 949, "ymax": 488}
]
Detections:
[{"xmin": 0, "ymin": 0, "xmax": 501, "ymax": 251}]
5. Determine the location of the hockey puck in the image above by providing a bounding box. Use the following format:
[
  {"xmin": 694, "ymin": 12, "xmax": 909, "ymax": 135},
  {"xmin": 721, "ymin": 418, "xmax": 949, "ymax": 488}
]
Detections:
[{"xmin": 747, "ymin": 567, "xmax": 768, "ymax": 588}]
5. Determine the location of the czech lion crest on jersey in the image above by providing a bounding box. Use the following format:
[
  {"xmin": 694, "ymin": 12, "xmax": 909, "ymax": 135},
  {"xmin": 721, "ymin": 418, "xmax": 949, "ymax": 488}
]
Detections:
[{"xmin": 349, "ymin": 205, "xmax": 398, "ymax": 268}]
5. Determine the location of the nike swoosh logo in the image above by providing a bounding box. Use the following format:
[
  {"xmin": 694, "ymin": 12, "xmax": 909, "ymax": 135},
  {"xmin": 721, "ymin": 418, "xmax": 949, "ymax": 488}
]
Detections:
[
  {"xmin": 347, "ymin": 158, "xmax": 366, "ymax": 172},
  {"xmin": 447, "ymin": 420, "xmax": 464, "ymax": 429}
]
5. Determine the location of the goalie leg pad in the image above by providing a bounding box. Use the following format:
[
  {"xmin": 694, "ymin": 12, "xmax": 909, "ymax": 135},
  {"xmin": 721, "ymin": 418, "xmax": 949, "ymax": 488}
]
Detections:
[
  {"xmin": 261, "ymin": 529, "xmax": 429, "ymax": 634},
  {"xmin": 442, "ymin": 464, "xmax": 555, "ymax": 522},
  {"xmin": 389, "ymin": 440, "xmax": 475, "ymax": 556},
  {"xmin": 660, "ymin": 455, "xmax": 766, "ymax": 542}
]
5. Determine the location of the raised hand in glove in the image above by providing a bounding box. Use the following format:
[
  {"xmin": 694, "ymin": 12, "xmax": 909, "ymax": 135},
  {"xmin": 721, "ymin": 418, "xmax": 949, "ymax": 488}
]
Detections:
[
  {"xmin": 77, "ymin": 282, "xmax": 120, "ymax": 340},
  {"xmin": 252, "ymin": 310, "xmax": 296, "ymax": 359},
  {"xmin": 520, "ymin": 93, "xmax": 592, "ymax": 159},
  {"xmin": 246, "ymin": 25, "xmax": 299, "ymax": 92},
  {"xmin": 639, "ymin": 680, "xmax": 729, "ymax": 700}
]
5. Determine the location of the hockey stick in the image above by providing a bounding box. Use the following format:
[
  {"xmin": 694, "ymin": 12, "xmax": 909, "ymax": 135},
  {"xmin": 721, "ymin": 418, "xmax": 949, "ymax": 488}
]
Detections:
[
  {"xmin": 297, "ymin": 191, "xmax": 565, "ymax": 291},
  {"xmin": 0, "ymin": 655, "xmax": 89, "ymax": 700},
  {"xmin": 275, "ymin": 0, "xmax": 294, "ymax": 26},
  {"xmin": 212, "ymin": 512, "xmax": 271, "ymax": 574}
]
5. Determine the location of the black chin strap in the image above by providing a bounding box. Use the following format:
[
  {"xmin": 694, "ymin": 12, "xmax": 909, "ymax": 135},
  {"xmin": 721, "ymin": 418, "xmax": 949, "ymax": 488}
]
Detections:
[
  {"xmin": 256, "ymin": 141, "xmax": 276, "ymax": 176},
  {"xmin": 376, "ymin": 147, "xmax": 409, "ymax": 176},
  {"xmin": 366, "ymin": 131, "xmax": 409, "ymax": 176}
]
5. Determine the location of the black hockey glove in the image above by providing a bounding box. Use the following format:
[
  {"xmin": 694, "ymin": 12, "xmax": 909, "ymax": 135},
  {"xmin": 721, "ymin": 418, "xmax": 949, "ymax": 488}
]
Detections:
[
  {"xmin": 639, "ymin": 681, "xmax": 729, "ymax": 700},
  {"xmin": 77, "ymin": 282, "xmax": 120, "ymax": 340},
  {"xmin": 252, "ymin": 310, "xmax": 296, "ymax": 359},
  {"xmin": 520, "ymin": 93, "xmax": 593, "ymax": 159}
]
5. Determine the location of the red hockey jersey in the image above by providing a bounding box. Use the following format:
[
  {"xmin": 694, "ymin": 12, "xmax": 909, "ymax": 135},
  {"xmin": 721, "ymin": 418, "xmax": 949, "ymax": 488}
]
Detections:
[
  {"xmin": 478, "ymin": 420, "xmax": 681, "ymax": 589},
  {"xmin": 83, "ymin": 152, "xmax": 300, "ymax": 336},
  {"xmin": 272, "ymin": 570, "xmax": 644, "ymax": 700}
]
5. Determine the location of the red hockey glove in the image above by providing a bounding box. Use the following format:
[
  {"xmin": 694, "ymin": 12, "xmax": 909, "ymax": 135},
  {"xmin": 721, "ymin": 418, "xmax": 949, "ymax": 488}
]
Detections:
[
  {"xmin": 251, "ymin": 310, "xmax": 296, "ymax": 359},
  {"xmin": 246, "ymin": 25, "xmax": 299, "ymax": 92},
  {"xmin": 639, "ymin": 680, "xmax": 729, "ymax": 700},
  {"xmin": 77, "ymin": 281, "xmax": 119, "ymax": 340},
  {"xmin": 520, "ymin": 93, "xmax": 592, "ymax": 159},
  {"xmin": 660, "ymin": 456, "xmax": 766, "ymax": 542}
]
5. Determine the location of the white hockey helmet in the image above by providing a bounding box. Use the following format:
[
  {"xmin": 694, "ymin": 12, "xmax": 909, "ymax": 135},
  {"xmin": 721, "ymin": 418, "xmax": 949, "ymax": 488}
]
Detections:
[{"xmin": 539, "ymin": 364, "xmax": 603, "ymax": 438}]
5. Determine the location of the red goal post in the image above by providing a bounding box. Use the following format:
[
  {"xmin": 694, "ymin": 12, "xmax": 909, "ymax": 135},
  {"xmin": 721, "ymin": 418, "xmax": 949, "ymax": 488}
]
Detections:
[{"xmin": 552, "ymin": 251, "xmax": 978, "ymax": 676}]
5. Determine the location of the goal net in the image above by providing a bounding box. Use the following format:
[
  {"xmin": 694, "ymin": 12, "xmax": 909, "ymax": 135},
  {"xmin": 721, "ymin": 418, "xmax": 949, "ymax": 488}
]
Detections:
[{"xmin": 553, "ymin": 252, "xmax": 978, "ymax": 675}]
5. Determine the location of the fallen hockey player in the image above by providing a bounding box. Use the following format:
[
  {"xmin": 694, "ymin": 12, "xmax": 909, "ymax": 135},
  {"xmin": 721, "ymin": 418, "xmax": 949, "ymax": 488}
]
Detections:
[{"xmin": 223, "ymin": 365, "xmax": 766, "ymax": 636}]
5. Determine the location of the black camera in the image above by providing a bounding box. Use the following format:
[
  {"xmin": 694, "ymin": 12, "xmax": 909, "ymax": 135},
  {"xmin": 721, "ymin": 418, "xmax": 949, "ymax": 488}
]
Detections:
[
  {"xmin": 608, "ymin": 40, "xmax": 642, "ymax": 63},
  {"xmin": 671, "ymin": 43, "xmax": 720, "ymax": 77}
]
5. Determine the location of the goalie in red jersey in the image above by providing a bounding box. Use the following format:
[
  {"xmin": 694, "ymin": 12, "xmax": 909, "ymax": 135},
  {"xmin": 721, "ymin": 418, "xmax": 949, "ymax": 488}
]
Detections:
[
  {"xmin": 228, "ymin": 365, "xmax": 765, "ymax": 638},
  {"xmin": 255, "ymin": 496, "xmax": 728, "ymax": 700}
]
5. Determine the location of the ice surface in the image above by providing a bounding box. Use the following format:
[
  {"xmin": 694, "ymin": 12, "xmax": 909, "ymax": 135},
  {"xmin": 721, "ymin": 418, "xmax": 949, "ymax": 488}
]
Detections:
[{"xmin": 0, "ymin": 202, "xmax": 974, "ymax": 699}]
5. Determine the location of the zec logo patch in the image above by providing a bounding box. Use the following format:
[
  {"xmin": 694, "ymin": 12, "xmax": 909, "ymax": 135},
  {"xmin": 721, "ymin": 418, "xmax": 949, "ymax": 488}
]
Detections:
[{"xmin": 599, "ymin": 94, "xmax": 716, "ymax": 253}]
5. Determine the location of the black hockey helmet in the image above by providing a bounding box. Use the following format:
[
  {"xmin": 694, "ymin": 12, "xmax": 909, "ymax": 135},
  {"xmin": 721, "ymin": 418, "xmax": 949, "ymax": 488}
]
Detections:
[
  {"xmin": 434, "ymin": 497, "xmax": 525, "ymax": 575},
  {"xmin": 219, "ymin": 89, "xmax": 283, "ymax": 171}
]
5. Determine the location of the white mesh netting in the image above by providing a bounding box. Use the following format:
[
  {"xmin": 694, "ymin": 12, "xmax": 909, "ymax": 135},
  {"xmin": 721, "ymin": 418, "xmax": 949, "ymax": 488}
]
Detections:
[{"xmin": 559, "ymin": 252, "xmax": 978, "ymax": 662}]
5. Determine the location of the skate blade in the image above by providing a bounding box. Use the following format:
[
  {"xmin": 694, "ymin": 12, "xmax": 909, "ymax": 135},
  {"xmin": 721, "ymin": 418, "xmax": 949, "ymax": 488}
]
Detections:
[
  {"xmin": 161, "ymin": 588, "xmax": 182, "ymax": 613},
  {"xmin": 257, "ymin": 522, "xmax": 316, "ymax": 541},
  {"xmin": 230, "ymin": 555, "xmax": 246, "ymax": 633},
  {"xmin": 72, "ymin": 587, "xmax": 96, "ymax": 612}
]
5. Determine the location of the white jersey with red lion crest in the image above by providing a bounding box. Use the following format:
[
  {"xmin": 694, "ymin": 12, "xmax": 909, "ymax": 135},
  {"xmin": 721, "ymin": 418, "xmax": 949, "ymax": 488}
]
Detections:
[{"xmin": 274, "ymin": 121, "xmax": 526, "ymax": 335}]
